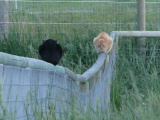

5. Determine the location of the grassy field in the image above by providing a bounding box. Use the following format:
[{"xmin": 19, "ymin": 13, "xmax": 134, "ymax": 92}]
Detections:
[{"xmin": 0, "ymin": 0, "xmax": 160, "ymax": 119}]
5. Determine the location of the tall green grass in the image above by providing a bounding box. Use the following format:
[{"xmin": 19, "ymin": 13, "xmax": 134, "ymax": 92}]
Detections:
[
  {"xmin": 0, "ymin": 1, "xmax": 160, "ymax": 119},
  {"xmin": 110, "ymin": 59, "xmax": 160, "ymax": 120},
  {"xmin": 110, "ymin": 37, "xmax": 160, "ymax": 120}
]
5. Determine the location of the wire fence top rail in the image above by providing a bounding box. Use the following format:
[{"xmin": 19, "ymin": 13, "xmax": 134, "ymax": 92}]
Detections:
[
  {"xmin": 0, "ymin": 22, "xmax": 137, "ymax": 25},
  {"xmin": 0, "ymin": 31, "xmax": 159, "ymax": 83},
  {"xmin": 5, "ymin": 0, "xmax": 160, "ymax": 4},
  {"xmin": 112, "ymin": 31, "xmax": 160, "ymax": 37}
]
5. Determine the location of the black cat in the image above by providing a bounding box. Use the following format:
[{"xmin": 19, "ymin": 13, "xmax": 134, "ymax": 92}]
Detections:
[{"xmin": 39, "ymin": 39, "xmax": 62, "ymax": 65}]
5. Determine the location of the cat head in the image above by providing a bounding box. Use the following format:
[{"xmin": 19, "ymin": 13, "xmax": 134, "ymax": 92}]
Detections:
[
  {"xmin": 42, "ymin": 39, "xmax": 58, "ymax": 48},
  {"xmin": 42, "ymin": 39, "xmax": 57, "ymax": 44},
  {"xmin": 93, "ymin": 32, "xmax": 113, "ymax": 54}
]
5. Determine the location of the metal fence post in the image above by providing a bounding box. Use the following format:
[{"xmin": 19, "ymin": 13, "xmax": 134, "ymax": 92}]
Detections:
[
  {"xmin": 0, "ymin": 0, "xmax": 8, "ymax": 40},
  {"xmin": 137, "ymin": 0, "xmax": 146, "ymax": 55}
]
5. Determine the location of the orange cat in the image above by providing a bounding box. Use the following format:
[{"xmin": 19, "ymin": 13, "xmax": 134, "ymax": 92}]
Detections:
[{"xmin": 93, "ymin": 32, "xmax": 113, "ymax": 54}]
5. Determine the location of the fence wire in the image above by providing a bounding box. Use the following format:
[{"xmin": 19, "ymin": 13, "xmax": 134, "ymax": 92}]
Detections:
[
  {"xmin": 116, "ymin": 36, "xmax": 160, "ymax": 94},
  {"xmin": 0, "ymin": 45, "xmax": 115, "ymax": 119},
  {"xmin": 117, "ymin": 37, "xmax": 160, "ymax": 69},
  {"xmin": 1, "ymin": 0, "xmax": 160, "ymax": 41}
]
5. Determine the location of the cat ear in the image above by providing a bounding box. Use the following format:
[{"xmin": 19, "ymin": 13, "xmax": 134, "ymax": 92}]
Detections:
[{"xmin": 55, "ymin": 40, "xmax": 57, "ymax": 43}]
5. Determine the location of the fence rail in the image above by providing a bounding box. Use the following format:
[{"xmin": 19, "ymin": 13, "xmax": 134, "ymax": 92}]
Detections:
[{"xmin": 5, "ymin": 0, "xmax": 160, "ymax": 3}]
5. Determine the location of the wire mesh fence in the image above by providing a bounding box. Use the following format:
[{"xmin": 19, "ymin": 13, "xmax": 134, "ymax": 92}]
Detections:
[
  {"xmin": 121, "ymin": 37, "xmax": 159, "ymax": 64},
  {"xmin": 116, "ymin": 36, "xmax": 160, "ymax": 95},
  {"xmin": 1, "ymin": 0, "xmax": 160, "ymax": 41},
  {"xmin": 0, "ymin": 45, "xmax": 115, "ymax": 119}
]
